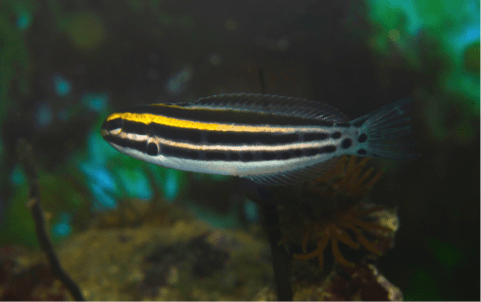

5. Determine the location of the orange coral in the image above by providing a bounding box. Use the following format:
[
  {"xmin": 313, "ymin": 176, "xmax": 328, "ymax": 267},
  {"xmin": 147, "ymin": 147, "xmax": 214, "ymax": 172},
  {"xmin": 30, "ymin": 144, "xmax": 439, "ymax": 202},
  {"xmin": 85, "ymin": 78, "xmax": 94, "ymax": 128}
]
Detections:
[
  {"xmin": 279, "ymin": 155, "xmax": 391, "ymax": 269},
  {"xmin": 291, "ymin": 204, "xmax": 392, "ymax": 269},
  {"xmin": 313, "ymin": 155, "xmax": 383, "ymax": 198}
]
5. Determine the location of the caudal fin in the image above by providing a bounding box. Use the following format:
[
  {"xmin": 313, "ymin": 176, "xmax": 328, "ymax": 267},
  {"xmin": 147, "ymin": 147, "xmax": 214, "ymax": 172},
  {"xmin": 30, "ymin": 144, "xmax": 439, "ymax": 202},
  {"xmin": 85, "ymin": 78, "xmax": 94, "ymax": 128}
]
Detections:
[{"xmin": 350, "ymin": 98, "xmax": 419, "ymax": 160}]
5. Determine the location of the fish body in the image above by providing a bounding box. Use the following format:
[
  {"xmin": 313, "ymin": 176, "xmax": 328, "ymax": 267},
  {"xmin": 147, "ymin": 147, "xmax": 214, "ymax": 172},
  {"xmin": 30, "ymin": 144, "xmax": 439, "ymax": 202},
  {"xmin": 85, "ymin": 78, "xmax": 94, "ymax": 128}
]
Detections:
[{"xmin": 101, "ymin": 93, "xmax": 416, "ymax": 185}]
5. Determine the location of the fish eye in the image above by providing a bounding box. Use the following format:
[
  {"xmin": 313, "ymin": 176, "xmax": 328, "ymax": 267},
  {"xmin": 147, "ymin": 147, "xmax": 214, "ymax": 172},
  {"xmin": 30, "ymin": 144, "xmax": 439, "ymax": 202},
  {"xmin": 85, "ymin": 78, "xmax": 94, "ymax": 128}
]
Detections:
[{"xmin": 102, "ymin": 117, "xmax": 123, "ymax": 134}]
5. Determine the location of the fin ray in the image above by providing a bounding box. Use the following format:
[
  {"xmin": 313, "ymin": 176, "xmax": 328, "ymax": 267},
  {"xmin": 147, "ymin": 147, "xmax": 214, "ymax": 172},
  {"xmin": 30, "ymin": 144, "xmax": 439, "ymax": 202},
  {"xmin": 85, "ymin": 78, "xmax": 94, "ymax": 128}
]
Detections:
[
  {"xmin": 187, "ymin": 93, "xmax": 349, "ymax": 122},
  {"xmin": 354, "ymin": 98, "xmax": 419, "ymax": 161},
  {"xmin": 243, "ymin": 157, "xmax": 341, "ymax": 186}
]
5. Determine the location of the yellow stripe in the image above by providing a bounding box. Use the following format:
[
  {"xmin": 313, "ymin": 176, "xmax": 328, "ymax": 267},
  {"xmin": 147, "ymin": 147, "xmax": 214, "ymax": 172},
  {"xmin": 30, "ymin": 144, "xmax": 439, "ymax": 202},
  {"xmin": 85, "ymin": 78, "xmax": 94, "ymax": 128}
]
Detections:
[{"xmin": 107, "ymin": 112, "xmax": 302, "ymax": 133}]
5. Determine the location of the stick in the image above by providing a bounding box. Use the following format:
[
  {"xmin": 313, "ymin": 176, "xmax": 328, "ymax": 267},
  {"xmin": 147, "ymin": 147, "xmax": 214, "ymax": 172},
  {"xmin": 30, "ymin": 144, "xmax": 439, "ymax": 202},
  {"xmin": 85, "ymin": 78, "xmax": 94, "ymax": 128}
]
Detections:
[
  {"xmin": 260, "ymin": 204, "xmax": 293, "ymax": 301},
  {"xmin": 17, "ymin": 139, "xmax": 85, "ymax": 301},
  {"xmin": 256, "ymin": 66, "xmax": 292, "ymax": 300}
]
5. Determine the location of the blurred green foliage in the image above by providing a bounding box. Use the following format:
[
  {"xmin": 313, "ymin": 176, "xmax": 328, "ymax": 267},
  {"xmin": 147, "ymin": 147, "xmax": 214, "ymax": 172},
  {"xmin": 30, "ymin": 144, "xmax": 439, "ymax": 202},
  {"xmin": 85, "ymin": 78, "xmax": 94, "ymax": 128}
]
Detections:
[
  {"xmin": 369, "ymin": 0, "xmax": 480, "ymax": 115},
  {"xmin": 0, "ymin": 0, "xmax": 37, "ymax": 119},
  {"xmin": 0, "ymin": 165, "xmax": 88, "ymax": 247}
]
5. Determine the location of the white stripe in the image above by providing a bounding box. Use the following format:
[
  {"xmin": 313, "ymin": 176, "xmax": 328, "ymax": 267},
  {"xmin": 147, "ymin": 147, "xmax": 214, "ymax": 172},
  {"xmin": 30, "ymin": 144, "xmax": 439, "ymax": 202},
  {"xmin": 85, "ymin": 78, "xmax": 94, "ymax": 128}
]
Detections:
[{"xmin": 116, "ymin": 131, "xmax": 342, "ymax": 152}]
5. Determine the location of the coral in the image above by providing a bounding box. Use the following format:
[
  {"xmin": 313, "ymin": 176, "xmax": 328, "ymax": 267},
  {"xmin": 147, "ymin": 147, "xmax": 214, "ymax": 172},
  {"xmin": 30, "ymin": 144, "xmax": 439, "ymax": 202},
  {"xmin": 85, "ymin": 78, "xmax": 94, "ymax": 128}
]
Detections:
[
  {"xmin": 278, "ymin": 155, "xmax": 397, "ymax": 270},
  {"xmin": 291, "ymin": 204, "xmax": 393, "ymax": 270},
  {"xmin": 254, "ymin": 262, "xmax": 403, "ymax": 301},
  {"xmin": 313, "ymin": 155, "xmax": 383, "ymax": 198}
]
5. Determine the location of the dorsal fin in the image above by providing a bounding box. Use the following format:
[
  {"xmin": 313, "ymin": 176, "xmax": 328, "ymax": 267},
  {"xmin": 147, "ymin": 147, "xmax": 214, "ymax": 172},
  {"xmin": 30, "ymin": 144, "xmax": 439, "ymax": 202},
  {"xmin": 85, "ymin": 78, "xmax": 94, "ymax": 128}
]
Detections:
[
  {"xmin": 244, "ymin": 157, "xmax": 341, "ymax": 186},
  {"xmin": 183, "ymin": 93, "xmax": 348, "ymax": 122}
]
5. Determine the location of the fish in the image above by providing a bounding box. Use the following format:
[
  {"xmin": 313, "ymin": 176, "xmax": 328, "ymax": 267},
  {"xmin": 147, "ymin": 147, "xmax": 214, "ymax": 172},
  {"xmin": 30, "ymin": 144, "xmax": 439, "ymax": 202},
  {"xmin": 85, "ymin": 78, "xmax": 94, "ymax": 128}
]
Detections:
[{"xmin": 101, "ymin": 93, "xmax": 417, "ymax": 186}]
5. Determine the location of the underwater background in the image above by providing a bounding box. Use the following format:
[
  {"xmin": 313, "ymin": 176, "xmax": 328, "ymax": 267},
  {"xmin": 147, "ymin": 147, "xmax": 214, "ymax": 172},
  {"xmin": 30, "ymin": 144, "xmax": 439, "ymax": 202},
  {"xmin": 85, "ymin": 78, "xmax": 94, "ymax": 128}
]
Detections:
[{"xmin": 0, "ymin": 0, "xmax": 479, "ymax": 300}]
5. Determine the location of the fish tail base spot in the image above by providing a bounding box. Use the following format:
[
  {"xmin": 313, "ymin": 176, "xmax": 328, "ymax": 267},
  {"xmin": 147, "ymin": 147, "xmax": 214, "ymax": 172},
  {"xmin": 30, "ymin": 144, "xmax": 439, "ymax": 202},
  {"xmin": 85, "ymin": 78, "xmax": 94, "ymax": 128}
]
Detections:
[{"xmin": 351, "ymin": 98, "xmax": 420, "ymax": 161}]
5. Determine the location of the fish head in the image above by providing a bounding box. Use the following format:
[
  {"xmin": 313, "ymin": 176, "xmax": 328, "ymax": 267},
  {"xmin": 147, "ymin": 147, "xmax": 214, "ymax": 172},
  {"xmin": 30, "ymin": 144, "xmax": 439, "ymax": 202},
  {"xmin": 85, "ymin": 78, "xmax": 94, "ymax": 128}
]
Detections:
[{"xmin": 101, "ymin": 114, "xmax": 123, "ymax": 138}]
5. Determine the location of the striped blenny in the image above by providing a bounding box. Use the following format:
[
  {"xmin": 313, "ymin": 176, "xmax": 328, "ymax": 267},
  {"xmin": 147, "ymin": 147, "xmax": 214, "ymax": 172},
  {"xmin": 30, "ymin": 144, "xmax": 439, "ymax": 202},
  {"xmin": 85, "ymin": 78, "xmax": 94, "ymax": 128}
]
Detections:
[{"xmin": 101, "ymin": 93, "xmax": 417, "ymax": 186}]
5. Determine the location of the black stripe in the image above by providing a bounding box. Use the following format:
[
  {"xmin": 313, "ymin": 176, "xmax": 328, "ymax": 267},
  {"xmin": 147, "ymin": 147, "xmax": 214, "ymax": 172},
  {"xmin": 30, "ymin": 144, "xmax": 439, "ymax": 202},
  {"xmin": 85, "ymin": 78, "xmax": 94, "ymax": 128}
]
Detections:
[
  {"xmin": 122, "ymin": 119, "xmax": 329, "ymax": 146},
  {"xmin": 162, "ymin": 145, "xmax": 201, "ymax": 159},
  {"xmin": 331, "ymin": 131, "xmax": 342, "ymax": 139},
  {"xmin": 335, "ymin": 122, "xmax": 351, "ymax": 128},
  {"xmin": 157, "ymin": 144, "xmax": 338, "ymax": 162},
  {"xmin": 104, "ymin": 131, "xmax": 337, "ymax": 162},
  {"xmin": 206, "ymin": 131, "xmax": 300, "ymax": 145},
  {"xmin": 104, "ymin": 134, "xmax": 146, "ymax": 154},
  {"xmin": 304, "ymin": 132, "xmax": 329, "ymax": 141},
  {"xmin": 102, "ymin": 118, "xmax": 123, "ymax": 131},
  {"xmin": 122, "ymin": 119, "xmax": 203, "ymax": 143},
  {"xmin": 121, "ymin": 104, "xmax": 335, "ymax": 127},
  {"xmin": 121, "ymin": 119, "xmax": 148, "ymax": 136}
]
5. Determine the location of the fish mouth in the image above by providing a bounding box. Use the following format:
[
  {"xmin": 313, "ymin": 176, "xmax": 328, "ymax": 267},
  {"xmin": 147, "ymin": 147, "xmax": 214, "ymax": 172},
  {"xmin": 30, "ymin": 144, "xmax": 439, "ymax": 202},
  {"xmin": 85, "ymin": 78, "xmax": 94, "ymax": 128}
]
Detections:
[{"xmin": 101, "ymin": 117, "xmax": 123, "ymax": 137}]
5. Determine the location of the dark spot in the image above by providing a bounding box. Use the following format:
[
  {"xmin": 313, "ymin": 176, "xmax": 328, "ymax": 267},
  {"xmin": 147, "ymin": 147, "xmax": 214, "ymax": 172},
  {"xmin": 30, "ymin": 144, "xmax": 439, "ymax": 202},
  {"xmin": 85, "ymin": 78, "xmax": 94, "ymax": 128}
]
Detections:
[
  {"xmin": 331, "ymin": 131, "xmax": 342, "ymax": 139},
  {"xmin": 304, "ymin": 133, "xmax": 329, "ymax": 141},
  {"xmin": 305, "ymin": 149, "xmax": 317, "ymax": 156},
  {"xmin": 357, "ymin": 149, "xmax": 367, "ymax": 155},
  {"xmin": 261, "ymin": 152, "xmax": 277, "ymax": 160},
  {"xmin": 146, "ymin": 142, "xmax": 158, "ymax": 156},
  {"xmin": 281, "ymin": 152, "xmax": 291, "ymax": 159},
  {"xmin": 229, "ymin": 153, "xmax": 239, "ymax": 160},
  {"xmin": 352, "ymin": 119, "xmax": 366, "ymax": 127},
  {"xmin": 358, "ymin": 133, "xmax": 368, "ymax": 143},
  {"xmin": 102, "ymin": 118, "xmax": 123, "ymax": 131},
  {"xmin": 294, "ymin": 149, "xmax": 303, "ymax": 157},
  {"xmin": 341, "ymin": 138, "xmax": 352, "ymax": 149},
  {"xmin": 243, "ymin": 153, "xmax": 254, "ymax": 161},
  {"xmin": 205, "ymin": 152, "xmax": 225, "ymax": 160}
]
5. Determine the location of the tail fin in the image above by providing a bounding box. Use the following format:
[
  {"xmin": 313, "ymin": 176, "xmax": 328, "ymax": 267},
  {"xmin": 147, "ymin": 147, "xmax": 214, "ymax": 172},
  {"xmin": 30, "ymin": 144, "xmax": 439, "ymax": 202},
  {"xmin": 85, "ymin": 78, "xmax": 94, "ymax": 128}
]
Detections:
[{"xmin": 350, "ymin": 98, "xmax": 419, "ymax": 160}]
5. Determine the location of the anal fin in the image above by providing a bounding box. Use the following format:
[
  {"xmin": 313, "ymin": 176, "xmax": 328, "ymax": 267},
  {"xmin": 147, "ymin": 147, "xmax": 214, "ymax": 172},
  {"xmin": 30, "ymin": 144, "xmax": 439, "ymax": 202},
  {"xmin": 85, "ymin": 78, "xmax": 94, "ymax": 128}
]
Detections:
[{"xmin": 244, "ymin": 157, "xmax": 341, "ymax": 186}]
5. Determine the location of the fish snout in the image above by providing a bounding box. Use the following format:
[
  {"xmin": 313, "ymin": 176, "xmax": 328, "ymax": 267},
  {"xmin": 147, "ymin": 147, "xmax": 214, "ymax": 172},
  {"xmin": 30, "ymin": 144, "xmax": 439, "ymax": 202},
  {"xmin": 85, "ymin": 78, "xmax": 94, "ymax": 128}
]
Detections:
[{"xmin": 101, "ymin": 116, "xmax": 123, "ymax": 137}]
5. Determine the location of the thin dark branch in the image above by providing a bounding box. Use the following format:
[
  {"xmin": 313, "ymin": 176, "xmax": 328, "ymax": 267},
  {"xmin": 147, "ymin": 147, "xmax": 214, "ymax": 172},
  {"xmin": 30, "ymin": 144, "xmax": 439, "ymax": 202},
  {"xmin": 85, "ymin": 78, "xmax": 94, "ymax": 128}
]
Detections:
[
  {"xmin": 260, "ymin": 204, "xmax": 293, "ymax": 301},
  {"xmin": 17, "ymin": 139, "xmax": 85, "ymax": 301}
]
